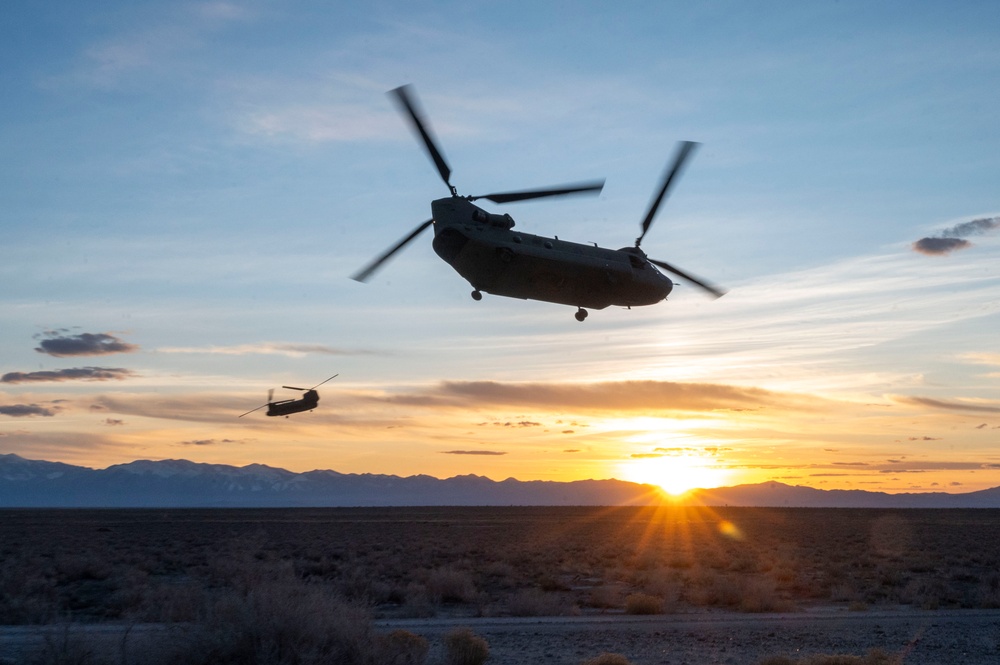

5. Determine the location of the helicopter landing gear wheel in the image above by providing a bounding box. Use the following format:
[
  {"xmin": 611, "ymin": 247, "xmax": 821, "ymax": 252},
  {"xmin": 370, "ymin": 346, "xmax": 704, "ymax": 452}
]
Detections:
[
  {"xmin": 471, "ymin": 290, "xmax": 482, "ymax": 301},
  {"xmin": 575, "ymin": 308, "xmax": 588, "ymax": 322}
]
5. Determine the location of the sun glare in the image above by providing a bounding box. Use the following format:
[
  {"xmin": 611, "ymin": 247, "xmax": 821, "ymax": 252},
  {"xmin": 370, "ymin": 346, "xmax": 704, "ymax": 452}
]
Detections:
[{"xmin": 623, "ymin": 454, "xmax": 729, "ymax": 496}]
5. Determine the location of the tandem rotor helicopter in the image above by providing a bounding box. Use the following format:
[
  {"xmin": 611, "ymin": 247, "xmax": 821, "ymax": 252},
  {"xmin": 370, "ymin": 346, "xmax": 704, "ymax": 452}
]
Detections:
[
  {"xmin": 239, "ymin": 375, "xmax": 338, "ymax": 418},
  {"xmin": 352, "ymin": 85, "xmax": 725, "ymax": 321}
]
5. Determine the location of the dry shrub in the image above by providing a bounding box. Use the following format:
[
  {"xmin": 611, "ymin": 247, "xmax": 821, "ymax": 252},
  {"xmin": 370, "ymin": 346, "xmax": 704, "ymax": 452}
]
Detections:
[
  {"xmin": 587, "ymin": 584, "xmax": 622, "ymax": 609},
  {"xmin": 426, "ymin": 567, "xmax": 477, "ymax": 604},
  {"xmin": 506, "ymin": 588, "xmax": 573, "ymax": 616},
  {"xmin": 977, "ymin": 573, "xmax": 1000, "ymax": 608},
  {"xmin": 155, "ymin": 581, "xmax": 377, "ymax": 665},
  {"xmin": 444, "ymin": 627, "xmax": 489, "ymax": 665},
  {"xmin": 582, "ymin": 654, "xmax": 633, "ymax": 665},
  {"xmin": 739, "ymin": 578, "xmax": 792, "ymax": 613},
  {"xmin": 375, "ymin": 629, "xmax": 429, "ymax": 665},
  {"xmin": 400, "ymin": 583, "xmax": 437, "ymax": 618},
  {"xmin": 624, "ymin": 593, "xmax": 662, "ymax": 615},
  {"xmin": 28, "ymin": 626, "xmax": 108, "ymax": 665}
]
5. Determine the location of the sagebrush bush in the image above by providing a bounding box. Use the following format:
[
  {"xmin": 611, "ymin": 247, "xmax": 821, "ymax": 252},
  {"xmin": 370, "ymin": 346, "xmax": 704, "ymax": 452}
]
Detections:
[
  {"xmin": 155, "ymin": 582, "xmax": 378, "ymax": 665},
  {"xmin": 444, "ymin": 627, "xmax": 489, "ymax": 665},
  {"xmin": 623, "ymin": 593, "xmax": 662, "ymax": 615},
  {"xmin": 375, "ymin": 629, "xmax": 429, "ymax": 665},
  {"xmin": 507, "ymin": 588, "xmax": 573, "ymax": 616},
  {"xmin": 426, "ymin": 567, "xmax": 477, "ymax": 604}
]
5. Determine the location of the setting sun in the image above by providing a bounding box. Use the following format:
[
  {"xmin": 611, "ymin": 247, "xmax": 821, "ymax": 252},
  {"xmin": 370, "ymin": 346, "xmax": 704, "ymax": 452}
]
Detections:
[{"xmin": 622, "ymin": 453, "xmax": 730, "ymax": 496}]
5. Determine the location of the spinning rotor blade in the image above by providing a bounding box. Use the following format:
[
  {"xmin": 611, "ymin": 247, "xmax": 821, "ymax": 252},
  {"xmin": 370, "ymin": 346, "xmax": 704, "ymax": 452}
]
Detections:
[
  {"xmin": 351, "ymin": 219, "xmax": 434, "ymax": 282},
  {"xmin": 636, "ymin": 141, "xmax": 699, "ymax": 248},
  {"xmin": 473, "ymin": 180, "xmax": 606, "ymax": 204},
  {"xmin": 238, "ymin": 403, "xmax": 269, "ymax": 418},
  {"xmin": 390, "ymin": 85, "xmax": 453, "ymax": 193},
  {"xmin": 309, "ymin": 374, "xmax": 339, "ymax": 390},
  {"xmin": 283, "ymin": 385, "xmax": 306, "ymax": 391},
  {"xmin": 648, "ymin": 257, "xmax": 726, "ymax": 299},
  {"xmin": 239, "ymin": 387, "xmax": 273, "ymax": 418}
]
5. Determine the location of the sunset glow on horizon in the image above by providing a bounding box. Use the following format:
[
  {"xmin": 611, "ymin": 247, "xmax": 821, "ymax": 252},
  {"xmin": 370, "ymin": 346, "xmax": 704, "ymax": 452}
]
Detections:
[{"xmin": 3, "ymin": 2, "xmax": 999, "ymax": 497}]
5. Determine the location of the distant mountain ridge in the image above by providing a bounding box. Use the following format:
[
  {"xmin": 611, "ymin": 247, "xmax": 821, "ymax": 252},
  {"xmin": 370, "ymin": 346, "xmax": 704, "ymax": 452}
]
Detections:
[{"xmin": 3, "ymin": 453, "xmax": 1000, "ymax": 508}]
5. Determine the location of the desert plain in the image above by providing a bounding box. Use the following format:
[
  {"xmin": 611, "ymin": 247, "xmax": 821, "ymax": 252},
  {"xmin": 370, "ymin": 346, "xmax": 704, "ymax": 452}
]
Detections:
[{"xmin": 1, "ymin": 506, "xmax": 999, "ymax": 663}]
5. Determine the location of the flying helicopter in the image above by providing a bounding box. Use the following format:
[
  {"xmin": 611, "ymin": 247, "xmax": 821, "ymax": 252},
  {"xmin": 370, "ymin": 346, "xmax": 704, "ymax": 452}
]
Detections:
[
  {"xmin": 352, "ymin": 85, "xmax": 725, "ymax": 322},
  {"xmin": 238, "ymin": 375, "xmax": 338, "ymax": 418}
]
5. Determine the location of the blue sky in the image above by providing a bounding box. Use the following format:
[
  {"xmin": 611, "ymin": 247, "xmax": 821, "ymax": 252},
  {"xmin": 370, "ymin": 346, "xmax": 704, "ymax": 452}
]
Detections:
[{"xmin": 2, "ymin": 1, "xmax": 999, "ymax": 494}]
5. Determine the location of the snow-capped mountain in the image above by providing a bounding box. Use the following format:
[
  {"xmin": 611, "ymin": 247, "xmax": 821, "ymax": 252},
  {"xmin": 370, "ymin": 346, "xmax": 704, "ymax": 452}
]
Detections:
[{"xmin": 2, "ymin": 454, "xmax": 1000, "ymax": 508}]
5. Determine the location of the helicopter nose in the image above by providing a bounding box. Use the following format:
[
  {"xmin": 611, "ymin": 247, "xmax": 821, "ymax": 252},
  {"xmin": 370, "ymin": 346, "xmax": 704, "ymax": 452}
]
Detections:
[{"xmin": 432, "ymin": 227, "xmax": 469, "ymax": 264}]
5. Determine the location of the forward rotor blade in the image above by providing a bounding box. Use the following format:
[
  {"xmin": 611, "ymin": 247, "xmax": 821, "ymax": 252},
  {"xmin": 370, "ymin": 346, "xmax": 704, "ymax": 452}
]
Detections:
[
  {"xmin": 636, "ymin": 141, "xmax": 700, "ymax": 248},
  {"xmin": 309, "ymin": 374, "xmax": 339, "ymax": 390},
  {"xmin": 474, "ymin": 180, "xmax": 605, "ymax": 204},
  {"xmin": 390, "ymin": 85, "xmax": 452, "ymax": 192},
  {"xmin": 351, "ymin": 219, "xmax": 434, "ymax": 282},
  {"xmin": 648, "ymin": 257, "xmax": 726, "ymax": 299},
  {"xmin": 238, "ymin": 403, "xmax": 269, "ymax": 418},
  {"xmin": 283, "ymin": 386, "xmax": 306, "ymax": 391}
]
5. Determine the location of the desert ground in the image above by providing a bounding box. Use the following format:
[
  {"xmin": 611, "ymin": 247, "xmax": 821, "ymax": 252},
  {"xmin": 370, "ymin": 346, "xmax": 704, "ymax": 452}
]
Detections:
[
  {"xmin": 2, "ymin": 507, "xmax": 999, "ymax": 663},
  {"xmin": 2, "ymin": 608, "xmax": 999, "ymax": 664}
]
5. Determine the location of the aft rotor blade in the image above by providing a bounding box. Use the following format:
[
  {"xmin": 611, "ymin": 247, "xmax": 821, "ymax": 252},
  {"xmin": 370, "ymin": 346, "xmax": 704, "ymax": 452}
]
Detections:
[
  {"xmin": 351, "ymin": 219, "xmax": 434, "ymax": 282},
  {"xmin": 636, "ymin": 141, "xmax": 699, "ymax": 248},
  {"xmin": 283, "ymin": 386, "xmax": 306, "ymax": 391},
  {"xmin": 475, "ymin": 180, "xmax": 605, "ymax": 204},
  {"xmin": 390, "ymin": 85, "xmax": 452, "ymax": 192},
  {"xmin": 309, "ymin": 374, "xmax": 339, "ymax": 390},
  {"xmin": 648, "ymin": 257, "xmax": 726, "ymax": 298}
]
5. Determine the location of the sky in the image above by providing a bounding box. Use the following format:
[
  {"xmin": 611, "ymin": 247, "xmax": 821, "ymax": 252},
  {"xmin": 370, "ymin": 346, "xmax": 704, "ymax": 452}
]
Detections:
[{"xmin": 2, "ymin": 1, "xmax": 999, "ymax": 496}]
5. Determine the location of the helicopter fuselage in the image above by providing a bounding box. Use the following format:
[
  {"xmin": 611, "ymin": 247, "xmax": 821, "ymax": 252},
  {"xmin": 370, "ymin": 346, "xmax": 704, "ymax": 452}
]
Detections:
[
  {"xmin": 430, "ymin": 197, "xmax": 673, "ymax": 310},
  {"xmin": 266, "ymin": 390, "xmax": 319, "ymax": 417}
]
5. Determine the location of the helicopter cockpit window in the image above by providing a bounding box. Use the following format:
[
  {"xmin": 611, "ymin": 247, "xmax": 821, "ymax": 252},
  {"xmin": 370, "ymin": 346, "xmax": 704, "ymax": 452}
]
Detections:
[
  {"xmin": 472, "ymin": 209, "xmax": 488, "ymax": 223},
  {"xmin": 627, "ymin": 253, "xmax": 646, "ymax": 269}
]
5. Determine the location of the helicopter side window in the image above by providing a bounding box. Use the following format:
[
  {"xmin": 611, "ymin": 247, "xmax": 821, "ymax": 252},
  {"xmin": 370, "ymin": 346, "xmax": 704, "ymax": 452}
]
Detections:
[{"xmin": 472, "ymin": 209, "xmax": 488, "ymax": 223}]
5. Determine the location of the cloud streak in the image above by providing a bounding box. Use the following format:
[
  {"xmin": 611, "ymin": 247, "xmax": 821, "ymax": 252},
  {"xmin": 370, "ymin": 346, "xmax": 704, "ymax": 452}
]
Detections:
[
  {"xmin": 913, "ymin": 216, "xmax": 1000, "ymax": 256},
  {"xmin": 35, "ymin": 331, "xmax": 139, "ymax": 357},
  {"xmin": 1, "ymin": 368, "xmax": 135, "ymax": 384},
  {"xmin": 893, "ymin": 395, "xmax": 1000, "ymax": 414},
  {"xmin": 157, "ymin": 342, "xmax": 381, "ymax": 357},
  {"xmin": 0, "ymin": 404, "xmax": 58, "ymax": 417},
  {"xmin": 441, "ymin": 450, "xmax": 507, "ymax": 455},
  {"xmin": 375, "ymin": 379, "xmax": 813, "ymax": 414},
  {"xmin": 178, "ymin": 438, "xmax": 249, "ymax": 446}
]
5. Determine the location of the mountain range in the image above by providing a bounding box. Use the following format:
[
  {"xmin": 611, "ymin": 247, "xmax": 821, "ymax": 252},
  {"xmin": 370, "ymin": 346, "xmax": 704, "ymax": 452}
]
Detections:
[{"xmin": 3, "ymin": 453, "xmax": 1000, "ymax": 508}]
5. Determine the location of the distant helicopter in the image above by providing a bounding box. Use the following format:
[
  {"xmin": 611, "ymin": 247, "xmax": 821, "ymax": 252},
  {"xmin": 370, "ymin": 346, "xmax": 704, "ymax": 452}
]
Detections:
[
  {"xmin": 352, "ymin": 85, "xmax": 725, "ymax": 321},
  {"xmin": 239, "ymin": 375, "xmax": 338, "ymax": 418}
]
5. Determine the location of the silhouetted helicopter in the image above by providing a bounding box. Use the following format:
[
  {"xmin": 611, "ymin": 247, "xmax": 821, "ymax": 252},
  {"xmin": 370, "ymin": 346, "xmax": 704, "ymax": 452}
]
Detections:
[
  {"xmin": 239, "ymin": 375, "xmax": 338, "ymax": 418},
  {"xmin": 353, "ymin": 85, "xmax": 725, "ymax": 321}
]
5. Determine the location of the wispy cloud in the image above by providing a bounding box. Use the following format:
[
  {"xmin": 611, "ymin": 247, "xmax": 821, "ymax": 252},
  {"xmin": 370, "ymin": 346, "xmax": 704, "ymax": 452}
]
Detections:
[
  {"xmin": 892, "ymin": 395, "xmax": 1000, "ymax": 414},
  {"xmin": 238, "ymin": 104, "xmax": 402, "ymax": 143},
  {"xmin": 913, "ymin": 216, "xmax": 1000, "ymax": 255},
  {"xmin": 372, "ymin": 379, "xmax": 818, "ymax": 414},
  {"xmin": 158, "ymin": 342, "xmax": 381, "ymax": 357},
  {"xmin": 0, "ymin": 404, "xmax": 59, "ymax": 417},
  {"xmin": 178, "ymin": 438, "xmax": 249, "ymax": 446},
  {"xmin": 34, "ymin": 331, "xmax": 138, "ymax": 357},
  {"xmin": 441, "ymin": 450, "xmax": 507, "ymax": 456},
  {"xmin": 1, "ymin": 368, "xmax": 135, "ymax": 384}
]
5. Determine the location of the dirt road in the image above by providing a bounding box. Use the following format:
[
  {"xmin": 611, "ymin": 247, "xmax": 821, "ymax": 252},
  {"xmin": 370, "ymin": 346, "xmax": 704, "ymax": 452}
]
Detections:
[
  {"xmin": 376, "ymin": 607, "xmax": 1000, "ymax": 664},
  {"xmin": 2, "ymin": 608, "xmax": 998, "ymax": 664}
]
